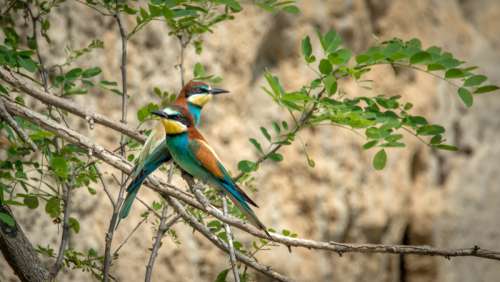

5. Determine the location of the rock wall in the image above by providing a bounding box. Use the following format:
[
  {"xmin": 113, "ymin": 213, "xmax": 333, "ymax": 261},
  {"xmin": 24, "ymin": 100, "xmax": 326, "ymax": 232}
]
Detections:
[{"xmin": 1, "ymin": 0, "xmax": 500, "ymax": 281}]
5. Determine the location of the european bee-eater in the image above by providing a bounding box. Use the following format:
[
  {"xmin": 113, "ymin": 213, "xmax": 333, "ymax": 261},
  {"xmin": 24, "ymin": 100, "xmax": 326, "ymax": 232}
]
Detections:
[
  {"xmin": 119, "ymin": 81, "xmax": 229, "ymax": 220},
  {"xmin": 151, "ymin": 106, "xmax": 269, "ymax": 234}
]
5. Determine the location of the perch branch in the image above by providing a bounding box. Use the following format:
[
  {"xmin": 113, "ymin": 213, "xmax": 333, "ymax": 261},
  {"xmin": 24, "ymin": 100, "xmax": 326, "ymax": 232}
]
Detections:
[
  {"xmin": 223, "ymin": 196, "xmax": 240, "ymax": 282},
  {"xmin": 163, "ymin": 194, "xmax": 292, "ymax": 282},
  {"xmin": 4, "ymin": 96, "xmax": 500, "ymax": 262}
]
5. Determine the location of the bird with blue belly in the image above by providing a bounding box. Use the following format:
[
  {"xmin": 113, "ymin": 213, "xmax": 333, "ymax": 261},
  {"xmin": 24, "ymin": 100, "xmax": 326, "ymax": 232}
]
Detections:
[{"xmin": 151, "ymin": 106, "xmax": 269, "ymax": 235}]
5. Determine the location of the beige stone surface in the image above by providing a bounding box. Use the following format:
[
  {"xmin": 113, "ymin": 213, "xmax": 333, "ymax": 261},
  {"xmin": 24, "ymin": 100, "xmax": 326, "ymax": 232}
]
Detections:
[{"xmin": 1, "ymin": 0, "xmax": 500, "ymax": 281}]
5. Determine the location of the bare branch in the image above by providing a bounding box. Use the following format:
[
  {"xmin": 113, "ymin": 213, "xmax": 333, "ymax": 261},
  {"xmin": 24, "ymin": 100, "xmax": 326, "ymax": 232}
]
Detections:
[
  {"xmin": 145, "ymin": 211, "xmax": 180, "ymax": 282},
  {"xmin": 0, "ymin": 100, "xmax": 38, "ymax": 151},
  {"xmin": 223, "ymin": 196, "xmax": 240, "ymax": 282},
  {"xmin": 177, "ymin": 35, "xmax": 191, "ymax": 87},
  {"xmin": 163, "ymin": 195, "xmax": 293, "ymax": 282},
  {"xmin": 145, "ymin": 166, "xmax": 177, "ymax": 281},
  {"xmin": 0, "ymin": 68, "xmax": 145, "ymax": 142},
  {"xmin": 113, "ymin": 216, "xmax": 147, "ymax": 256},
  {"xmin": 103, "ymin": 8, "xmax": 129, "ymax": 281},
  {"xmin": 50, "ymin": 181, "xmax": 72, "ymax": 279},
  {"xmin": 0, "ymin": 204, "xmax": 50, "ymax": 282},
  {"xmin": 3, "ymin": 93, "xmax": 500, "ymax": 264}
]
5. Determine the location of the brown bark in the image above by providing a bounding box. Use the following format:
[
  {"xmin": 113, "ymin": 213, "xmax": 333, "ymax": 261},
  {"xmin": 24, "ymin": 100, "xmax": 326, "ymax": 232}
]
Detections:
[{"xmin": 0, "ymin": 205, "xmax": 50, "ymax": 282}]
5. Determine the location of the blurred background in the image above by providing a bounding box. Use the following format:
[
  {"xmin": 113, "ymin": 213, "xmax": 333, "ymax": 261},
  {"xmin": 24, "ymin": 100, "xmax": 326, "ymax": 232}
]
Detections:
[{"xmin": 2, "ymin": 0, "xmax": 500, "ymax": 281}]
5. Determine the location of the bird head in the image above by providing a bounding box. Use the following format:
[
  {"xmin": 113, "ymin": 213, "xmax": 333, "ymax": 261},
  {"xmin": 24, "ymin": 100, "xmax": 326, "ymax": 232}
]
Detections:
[
  {"xmin": 151, "ymin": 107, "xmax": 192, "ymax": 135},
  {"xmin": 182, "ymin": 81, "xmax": 229, "ymax": 108}
]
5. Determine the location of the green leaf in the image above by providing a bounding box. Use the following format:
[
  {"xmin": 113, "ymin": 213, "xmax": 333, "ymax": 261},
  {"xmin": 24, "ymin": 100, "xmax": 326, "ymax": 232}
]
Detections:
[
  {"xmin": 328, "ymin": 48, "xmax": 352, "ymax": 65},
  {"xmin": 23, "ymin": 195, "xmax": 39, "ymax": 209},
  {"xmin": 445, "ymin": 68, "xmax": 465, "ymax": 79},
  {"xmin": 458, "ymin": 87, "xmax": 473, "ymax": 107},
  {"xmin": 463, "ymin": 75, "xmax": 487, "ymax": 87},
  {"xmin": 301, "ymin": 36, "xmax": 312, "ymax": 60},
  {"xmin": 260, "ymin": 127, "xmax": 271, "ymax": 142},
  {"xmin": 385, "ymin": 134, "xmax": 403, "ymax": 142},
  {"xmin": 362, "ymin": 140, "xmax": 378, "ymax": 150},
  {"xmin": 283, "ymin": 5, "xmax": 300, "ymax": 14},
  {"xmin": 65, "ymin": 68, "xmax": 83, "ymax": 81},
  {"xmin": 323, "ymin": 75, "xmax": 337, "ymax": 95},
  {"xmin": 427, "ymin": 63, "xmax": 445, "ymax": 71},
  {"xmin": 69, "ymin": 217, "xmax": 80, "ymax": 233},
  {"xmin": 272, "ymin": 121, "xmax": 281, "ymax": 134},
  {"xmin": 45, "ymin": 197, "xmax": 61, "ymax": 218},
  {"xmin": 249, "ymin": 138, "xmax": 263, "ymax": 154},
  {"xmin": 193, "ymin": 63, "xmax": 206, "ymax": 78},
  {"xmin": 416, "ymin": 125, "xmax": 445, "ymax": 136},
  {"xmin": 82, "ymin": 67, "xmax": 102, "ymax": 78},
  {"xmin": 0, "ymin": 212, "xmax": 15, "ymax": 227},
  {"xmin": 264, "ymin": 73, "xmax": 284, "ymax": 98},
  {"xmin": 433, "ymin": 144, "xmax": 458, "ymax": 151},
  {"xmin": 355, "ymin": 54, "xmax": 370, "ymax": 64},
  {"xmin": 474, "ymin": 85, "xmax": 499, "ymax": 94},
  {"xmin": 319, "ymin": 29, "xmax": 342, "ymax": 53},
  {"xmin": 215, "ymin": 269, "xmax": 230, "ymax": 282},
  {"xmin": 373, "ymin": 149, "xmax": 387, "ymax": 170},
  {"xmin": 18, "ymin": 58, "xmax": 37, "ymax": 73},
  {"xmin": 238, "ymin": 160, "xmax": 257, "ymax": 173},
  {"xmin": 409, "ymin": 51, "xmax": 431, "ymax": 64},
  {"xmin": 319, "ymin": 59, "xmax": 332, "ymax": 74},
  {"xmin": 50, "ymin": 156, "xmax": 69, "ymax": 179},
  {"xmin": 269, "ymin": 153, "xmax": 283, "ymax": 162}
]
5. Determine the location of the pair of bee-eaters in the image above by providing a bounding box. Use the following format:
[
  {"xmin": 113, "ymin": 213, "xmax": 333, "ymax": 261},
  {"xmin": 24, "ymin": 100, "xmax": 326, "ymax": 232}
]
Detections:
[{"xmin": 118, "ymin": 81, "xmax": 268, "ymax": 233}]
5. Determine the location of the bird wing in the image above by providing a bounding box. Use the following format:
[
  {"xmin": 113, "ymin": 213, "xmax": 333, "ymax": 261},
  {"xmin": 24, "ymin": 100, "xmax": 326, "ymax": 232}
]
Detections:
[
  {"xmin": 187, "ymin": 138, "xmax": 258, "ymax": 207},
  {"xmin": 188, "ymin": 138, "xmax": 225, "ymax": 179},
  {"xmin": 132, "ymin": 122, "xmax": 165, "ymax": 178}
]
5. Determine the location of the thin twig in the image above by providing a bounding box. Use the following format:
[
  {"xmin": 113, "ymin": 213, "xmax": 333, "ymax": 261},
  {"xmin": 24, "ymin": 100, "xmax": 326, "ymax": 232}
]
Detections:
[
  {"xmin": 145, "ymin": 165, "xmax": 176, "ymax": 281},
  {"xmin": 144, "ymin": 212, "xmax": 180, "ymax": 282},
  {"xmin": 177, "ymin": 35, "xmax": 191, "ymax": 87},
  {"xmin": 234, "ymin": 89, "xmax": 326, "ymax": 181},
  {"xmin": 223, "ymin": 196, "xmax": 240, "ymax": 282},
  {"xmin": 50, "ymin": 180, "xmax": 72, "ymax": 278},
  {"xmin": 0, "ymin": 100, "xmax": 38, "ymax": 151},
  {"xmin": 25, "ymin": 5, "xmax": 49, "ymax": 92},
  {"xmin": 113, "ymin": 216, "xmax": 147, "ymax": 256},
  {"xmin": 103, "ymin": 7, "xmax": 129, "ymax": 281}
]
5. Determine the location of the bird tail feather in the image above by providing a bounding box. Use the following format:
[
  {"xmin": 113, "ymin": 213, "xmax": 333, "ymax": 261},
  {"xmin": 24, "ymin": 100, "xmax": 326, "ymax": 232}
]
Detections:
[{"xmin": 221, "ymin": 182, "xmax": 270, "ymax": 237}]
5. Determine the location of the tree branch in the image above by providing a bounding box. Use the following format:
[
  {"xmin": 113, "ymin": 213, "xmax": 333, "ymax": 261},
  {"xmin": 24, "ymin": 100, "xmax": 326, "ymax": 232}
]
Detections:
[
  {"xmin": 4, "ymin": 95, "xmax": 500, "ymax": 263},
  {"xmin": 0, "ymin": 99, "xmax": 38, "ymax": 151},
  {"xmin": 0, "ymin": 204, "xmax": 50, "ymax": 282},
  {"xmin": 144, "ymin": 212, "xmax": 180, "ymax": 282},
  {"xmin": 0, "ymin": 68, "xmax": 145, "ymax": 142},
  {"xmin": 103, "ymin": 8, "xmax": 129, "ymax": 281},
  {"xmin": 223, "ymin": 196, "xmax": 240, "ymax": 282},
  {"xmin": 145, "ymin": 166, "xmax": 177, "ymax": 282},
  {"xmin": 50, "ymin": 181, "xmax": 72, "ymax": 279},
  {"xmin": 163, "ymin": 194, "xmax": 293, "ymax": 282}
]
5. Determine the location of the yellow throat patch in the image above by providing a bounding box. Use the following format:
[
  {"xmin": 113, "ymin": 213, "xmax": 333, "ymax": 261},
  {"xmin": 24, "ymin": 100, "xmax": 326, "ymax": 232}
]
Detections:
[
  {"xmin": 161, "ymin": 119, "xmax": 187, "ymax": 134},
  {"xmin": 188, "ymin": 94, "xmax": 212, "ymax": 107}
]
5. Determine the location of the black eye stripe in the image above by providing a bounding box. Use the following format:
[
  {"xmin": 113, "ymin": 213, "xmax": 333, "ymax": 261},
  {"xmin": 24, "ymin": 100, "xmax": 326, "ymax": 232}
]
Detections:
[
  {"xmin": 188, "ymin": 85, "xmax": 209, "ymax": 96},
  {"xmin": 171, "ymin": 114, "xmax": 191, "ymax": 126}
]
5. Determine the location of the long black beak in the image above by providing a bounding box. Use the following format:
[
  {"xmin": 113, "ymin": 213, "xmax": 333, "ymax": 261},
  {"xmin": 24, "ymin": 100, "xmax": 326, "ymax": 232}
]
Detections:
[
  {"xmin": 209, "ymin": 87, "xmax": 229, "ymax": 95},
  {"xmin": 151, "ymin": 110, "xmax": 168, "ymax": 118}
]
